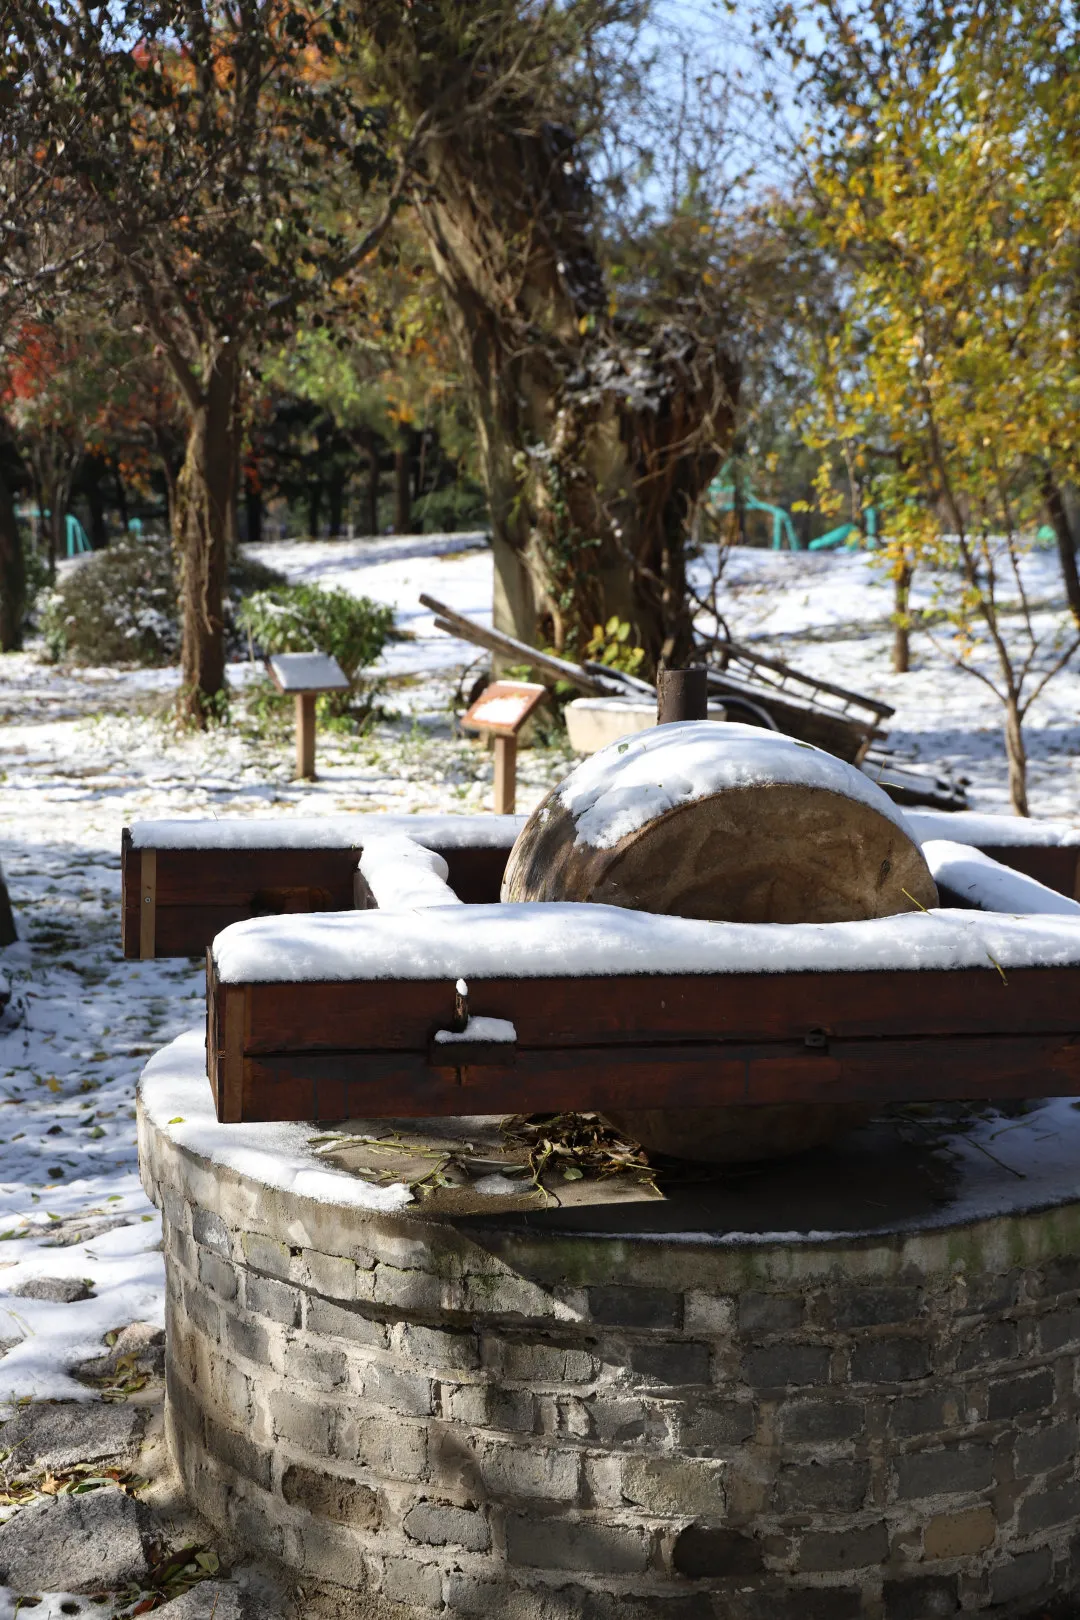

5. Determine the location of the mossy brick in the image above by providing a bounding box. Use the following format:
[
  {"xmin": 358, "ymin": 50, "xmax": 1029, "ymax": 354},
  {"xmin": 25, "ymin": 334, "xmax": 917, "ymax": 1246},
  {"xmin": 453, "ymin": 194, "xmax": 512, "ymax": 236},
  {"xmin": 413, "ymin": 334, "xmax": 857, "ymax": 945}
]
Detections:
[
  {"xmin": 744, "ymin": 1344, "xmax": 830, "ymax": 1389},
  {"xmin": 203, "ymin": 1412, "xmax": 272, "ymax": 1490},
  {"xmin": 894, "ymin": 1444, "xmax": 993, "ymax": 1500},
  {"xmin": 281, "ymin": 1462, "xmax": 380, "ymax": 1528},
  {"xmin": 1039, "ymin": 1307, "xmax": 1080, "ymax": 1352},
  {"xmin": 304, "ymin": 1295, "xmax": 387, "ymax": 1349},
  {"xmin": 505, "ymin": 1513, "xmax": 650, "ymax": 1573},
  {"xmin": 356, "ymin": 1361, "xmax": 434, "ymax": 1416},
  {"xmin": 270, "ymin": 1388, "xmax": 332, "ymax": 1455},
  {"xmin": 777, "ymin": 1459, "xmax": 870, "ymax": 1513},
  {"xmin": 990, "ymin": 1548, "xmax": 1054, "ymax": 1604},
  {"xmin": 1015, "ymin": 1420, "xmax": 1077, "ymax": 1476},
  {"xmin": 240, "ymin": 1230, "xmax": 292, "ymax": 1278},
  {"xmin": 478, "ymin": 1438, "xmax": 580, "ymax": 1501},
  {"xmin": 242, "ymin": 1272, "xmax": 300, "ymax": 1328},
  {"xmin": 882, "ymin": 1574, "xmax": 959, "ymax": 1618},
  {"xmin": 489, "ymin": 1338, "xmax": 597, "ymax": 1385},
  {"xmin": 955, "ymin": 1321, "xmax": 1018, "ymax": 1371},
  {"xmin": 850, "ymin": 1337, "xmax": 930, "ymax": 1384},
  {"xmin": 798, "ymin": 1520, "xmax": 889, "ymax": 1572},
  {"xmin": 779, "ymin": 1398, "xmax": 865, "ymax": 1444},
  {"xmin": 739, "ymin": 1292, "xmax": 804, "ymax": 1334},
  {"xmin": 198, "ymin": 1248, "xmax": 238, "ymax": 1302},
  {"xmin": 629, "ymin": 1341, "xmax": 710, "ymax": 1386},
  {"xmin": 1018, "ymin": 1480, "xmax": 1080, "ymax": 1534},
  {"xmin": 192, "ymin": 1208, "xmax": 229, "ymax": 1255},
  {"xmin": 404, "ymin": 1499, "xmax": 490, "ymax": 1551},
  {"xmin": 622, "ymin": 1455, "xmax": 725, "ymax": 1515},
  {"xmin": 887, "ymin": 1388, "xmax": 962, "ymax": 1439},
  {"xmin": 283, "ymin": 1339, "xmax": 349, "ymax": 1392},
  {"xmin": 832, "ymin": 1288, "xmax": 922, "ymax": 1330},
  {"xmin": 681, "ymin": 1398, "xmax": 756, "ymax": 1451},
  {"xmin": 922, "ymin": 1506, "xmax": 996, "ymax": 1559},
  {"xmin": 672, "ymin": 1525, "xmax": 764, "ymax": 1577},
  {"xmin": 586, "ymin": 1286, "xmax": 682, "ymax": 1330},
  {"xmin": 380, "ymin": 1556, "xmax": 445, "ymax": 1610},
  {"xmin": 987, "ymin": 1367, "xmax": 1054, "ymax": 1420},
  {"xmin": 395, "ymin": 1321, "xmax": 479, "ymax": 1372}
]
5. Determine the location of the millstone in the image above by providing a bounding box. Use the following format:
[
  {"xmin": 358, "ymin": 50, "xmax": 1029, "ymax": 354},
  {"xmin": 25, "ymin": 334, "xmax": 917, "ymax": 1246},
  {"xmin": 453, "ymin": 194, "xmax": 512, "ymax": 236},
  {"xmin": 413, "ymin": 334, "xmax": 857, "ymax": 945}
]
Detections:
[{"xmin": 503, "ymin": 721, "xmax": 939, "ymax": 1163}]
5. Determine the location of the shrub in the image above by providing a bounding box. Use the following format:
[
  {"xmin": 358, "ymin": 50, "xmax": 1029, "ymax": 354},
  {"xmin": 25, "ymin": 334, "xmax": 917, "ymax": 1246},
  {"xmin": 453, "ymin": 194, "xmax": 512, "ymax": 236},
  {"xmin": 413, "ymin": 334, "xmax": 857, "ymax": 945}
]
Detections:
[
  {"xmin": 411, "ymin": 482, "xmax": 489, "ymax": 534},
  {"xmin": 237, "ymin": 584, "xmax": 395, "ymax": 713},
  {"xmin": 39, "ymin": 533, "xmax": 179, "ymax": 665}
]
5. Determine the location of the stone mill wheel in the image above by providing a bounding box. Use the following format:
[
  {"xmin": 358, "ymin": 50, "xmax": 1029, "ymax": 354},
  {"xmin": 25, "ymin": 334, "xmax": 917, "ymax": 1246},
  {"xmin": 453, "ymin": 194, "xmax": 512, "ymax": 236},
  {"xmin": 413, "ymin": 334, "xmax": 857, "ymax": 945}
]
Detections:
[{"xmin": 502, "ymin": 721, "xmax": 939, "ymax": 1164}]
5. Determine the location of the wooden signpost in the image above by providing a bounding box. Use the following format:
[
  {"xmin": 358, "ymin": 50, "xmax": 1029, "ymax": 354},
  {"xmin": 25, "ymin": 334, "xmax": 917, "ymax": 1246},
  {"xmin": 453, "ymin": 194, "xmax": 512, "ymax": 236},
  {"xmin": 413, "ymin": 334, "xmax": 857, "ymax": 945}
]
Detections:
[
  {"xmin": 461, "ymin": 680, "xmax": 547, "ymax": 813},
  {"xmin": 266, "ymin": 652, "xmax": 349, "ymax": 781}
]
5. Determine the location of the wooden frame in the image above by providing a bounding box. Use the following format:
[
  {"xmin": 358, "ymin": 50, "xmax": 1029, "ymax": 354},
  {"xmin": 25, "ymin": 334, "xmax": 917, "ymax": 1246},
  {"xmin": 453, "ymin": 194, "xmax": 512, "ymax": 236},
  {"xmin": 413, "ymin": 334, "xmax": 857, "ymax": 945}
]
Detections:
[{"xmin": 461, "ymin": 680, "xmax": 548, "ymax": 814}]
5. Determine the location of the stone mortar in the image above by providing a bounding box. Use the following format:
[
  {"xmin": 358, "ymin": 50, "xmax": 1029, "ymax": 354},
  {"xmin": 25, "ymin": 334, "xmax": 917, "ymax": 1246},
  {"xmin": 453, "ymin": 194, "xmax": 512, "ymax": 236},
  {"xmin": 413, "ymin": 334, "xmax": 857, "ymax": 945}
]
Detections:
[{"xmin": 139, "ymin": 1034, "xmax": 1080, "ymax": 1619}]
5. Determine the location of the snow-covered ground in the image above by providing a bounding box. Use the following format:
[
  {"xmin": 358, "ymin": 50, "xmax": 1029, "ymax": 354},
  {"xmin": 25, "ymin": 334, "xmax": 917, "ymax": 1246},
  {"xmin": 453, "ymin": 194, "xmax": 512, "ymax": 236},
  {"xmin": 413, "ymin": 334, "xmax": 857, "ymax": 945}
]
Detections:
[{"xmin": 1, "ymin": 535, "xmax": 1079, "ymax": 1416}]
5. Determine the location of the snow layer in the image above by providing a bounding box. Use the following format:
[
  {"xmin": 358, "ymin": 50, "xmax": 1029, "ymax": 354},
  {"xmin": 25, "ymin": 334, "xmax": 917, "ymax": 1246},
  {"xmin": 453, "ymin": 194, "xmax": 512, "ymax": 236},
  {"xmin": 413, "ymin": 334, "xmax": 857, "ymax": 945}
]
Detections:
[
  {"xmin": 556, "ymin": 721, "xmax": 914, "ymax": 850},
  {"xmin": 358, "ymin": 835, "xmax": 462, "ymax": 910},
  {"xmin": 211, "ymin": 902, "xmax": 1080, "ymax": 984},
  {"xmin": 924, "ymin": 840, "xmax": 1080, "ymax": 916},
  {"xmin": 909, "ymin": 809, "xmax": 1080, "ymax": 847},
  {"xmin": 434, "ymin": 1015, "xmax": 517, "ymax": 1045},
  {"xmin": 129, "ymin": 812, "xmax": 526, "ymax": 851},
  {"xmin": 139, "ymin": 1031, "xmax": 412, "ymax": 1212}
]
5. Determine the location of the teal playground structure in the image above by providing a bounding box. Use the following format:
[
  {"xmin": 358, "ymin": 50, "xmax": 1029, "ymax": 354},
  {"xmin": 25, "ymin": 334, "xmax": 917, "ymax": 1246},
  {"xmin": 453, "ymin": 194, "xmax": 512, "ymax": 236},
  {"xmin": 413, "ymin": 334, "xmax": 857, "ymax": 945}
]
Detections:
[
  {"xmin": 705, "ymin": 470, "xmax": 878, "ymax": 553},
  {"xmin": 14, "ymin": 507, "xmax": 144, "ymax": 557}
]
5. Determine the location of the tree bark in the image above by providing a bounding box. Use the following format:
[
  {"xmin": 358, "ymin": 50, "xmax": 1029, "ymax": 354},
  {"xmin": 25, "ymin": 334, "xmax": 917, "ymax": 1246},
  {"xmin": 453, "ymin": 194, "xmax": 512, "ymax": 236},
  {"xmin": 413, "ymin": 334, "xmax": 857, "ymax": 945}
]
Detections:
[
  {"xmin": 306, "ymin": 484, "xmax": 321, "ymax": 540},
  {"xmin": 1004, "ymin": 695, "xmax": 1029, "ymax": 817},
  {"xmin": 394, "ymin": 433, "xmax": 412, "ymax": 534},
  {"xmin": 174, "ymin": 353, "xmax": 237, "ymax": 724},
  {"xmin": 244, "ymin": 473, "xmax": 263, "ymax": 546},
  {"xmin": 1041, "ymin": 469, "xmax": 1080, "ymax": 629},
  {"xmin": 328, "ymin": 471, "xmax": 346, "ymax": 538},
  {"xmin": 0, "ymin": 467, "xmax": 26, "ymax": 653},
  {"xmin": 893, "ymin": 560, "xmax": 912, "ymax": 673},
  {"xmin": 363, "ymin": 431, "xmax": 380, "ymax": 535}
]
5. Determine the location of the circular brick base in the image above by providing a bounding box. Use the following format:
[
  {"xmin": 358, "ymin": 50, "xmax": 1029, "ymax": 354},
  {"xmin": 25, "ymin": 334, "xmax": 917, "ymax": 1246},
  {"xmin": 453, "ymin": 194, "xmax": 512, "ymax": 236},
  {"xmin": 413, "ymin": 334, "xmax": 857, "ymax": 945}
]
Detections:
[{"xmin": 139, "ymin": 1033, "xmax": 1080, "ymax": 1618}]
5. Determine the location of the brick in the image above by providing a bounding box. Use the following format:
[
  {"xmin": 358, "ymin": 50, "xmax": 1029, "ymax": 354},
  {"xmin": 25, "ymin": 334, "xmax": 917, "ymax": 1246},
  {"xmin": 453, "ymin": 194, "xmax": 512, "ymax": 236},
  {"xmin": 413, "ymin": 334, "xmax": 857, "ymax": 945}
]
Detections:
[
  {"xmin": 833, "ymin": 1288, "xmax": 921, "ymax": 1330},
  {"xmin": 192, "ymin": 1207, "xmax": 229, "ymax": 1255},
  {"xmin": 269, "ymin": 1389, "xmax": 332, "ymax": 1455},
  {"xmin": 297, "ymin": 1516, "xmax": 368, "ymax": 1587},
  {"xmin": 739, "ymin": 1292, "xmax": 803, "ymax": 1334},
  {"xmin": 922, "ymin": 1506, "xmax": 996, "ymax": 1559},
  {"xmin": 1039, "ymin": 1306, "xmax": 1080, "ymax": 1352},
  {"xmin": 373, "ymin": 1264, "xmax": 445, "ymax": 1312},
  {"xmin": 225, "ymin": 1313, "xmax": 269, "ymax": 1365},
  {"xmin": 240, "ymin": 1230, "xmax": 292, "ymax": 1277},
  {"xmin": 956, "ymin": 1320, "xmax": 1019, "ymax": 1370},
  {"xmin": 672, "ymin": 1525, "xmax": 763, "ymax": 1577},
  {"xmin": 894, "ymin": 1444, "xmax": 993, "ymax": 1500},
  {"xmin": 744, "ymin": 1345, "xmax": 830, "ymax": 1389},
  {"xmin": 629, "ymin": 1341, "xmax": 710, "ymax": 1386},
  {"xmin": 336, "ymin": 1414, "xmax": 428, "ymax": 1479},
  {"xmin": 208, "ymin": 1352, "xmax": 251, "ymax": 1427},
  {"xmin": 198, "ymin": 1248, "xmax": 238, "ymax": 1302},
  {"xmin": 382, "ymin": 1554, "xmax": 444, "ymax": 1608},
  {"xmin": 777, "ymin": 1459, "xmax": 869, "ymax": 1513},
  {"xmin": 1041, "ymin": 1255, "xmax": 1080, "ymax": 1296},
  {"xmin": 183, "ymin": 1278, "xmax": 223, "ymax": 1342},
  {"xmin": 682, "ymin": 1399, "xmax": 755, "ymax": 1451},
  {"xmin": 227, "ymin": 1490, "xmax": 285, "ymax": 1560},
  {"xmin": 1016, "ymin": 1420, "xmax": 1077, "ymax": 1476},
  {"xmin": 446, "ymin": 1383, "xmax": 537, "ymax": 1433},
  {"xmin": 166, "ymin": 1362, "xmax": 205, "ymax": 1443},
  {"xmin": 203, "ymin": 1413, "xmax": 272, "ymax": 1490},
  {"xmin": 850, "ymin": 1337, "xmax": 930, "ymax": 1384},
  {"xmin": 1018, "ymin": 1480, "xmax": 1080, "ymax": 1533},
  {"xmin": 743, "ymin": 1589, "xmax": 862, "ymax": 1620},
  {"xmin": 505, "ymin": 1514, "xmax": 650, "ymax": 1574},
  {"xmin": 357, "ymin": 1361, "xmax": 433, "ymax": 1415},
  {"xmin": 887, "ymin": 1389, "xmax": 961, "ymax": 1439},
  {"xmin": 492, "ymin": 1339, "xmax": 597, "ymax": 1385},
  {"xmin": 990, "ymin": 1548, "xmax": 1053, "ymax": 1605},
  {"xmin": 586, "ymin": 1286, "xmax": 682, "ymax": 1330},
  {"xmin": 683, "ymin": 1292, "xmax": 735, "ymax": 1334},
  {"xmin": 305, "ymin": 1295, "xmax": 386, "ymax": 1349},
  {"xmin": 798, "ymin": 1520, "xmax": 888, "ymax": 1572},
  {"xmin": 478, "ymin": 1439, "xmax": 579, "ymax": 1501},
  {"xmin": 282, "ymin": 1340, "xmax": 348, "ymax": 1392},
  {"xmin": 396, "ymin": 1322, "xmax": 479, "ymax": 1372},
  {"xmin": 621, "ymin": 1456, "xmax": 725, "ymax": 1515},
  {"xmin": 964, "ymin": 1270, "xmax": 1021, "ymax": 1313},
  {"xmin": 779, "ymin": 1398, "xmax": 864, "ymax": 1444},
  {"xmin": 302, "ymin": 1249, "xmax": 357, "ymax": 1299},
  {"xmin": 882, "ymin": 1575, "xmax": 958, "ymax": 1618},
  {"xmin": 243, "ymin": 1273, "xmax": 300, "ymax": 1328},
  {"xmin": 281, "ymin": 1462, "xmax": 380, "ymax": 1528},
  {"xmin": 404, "ymin": 1499, "xmax": 490, "ymax": 1551},
  {"xmin": 987, "ymin": 1367, "xmax": 1054, "ymax": 1420}
]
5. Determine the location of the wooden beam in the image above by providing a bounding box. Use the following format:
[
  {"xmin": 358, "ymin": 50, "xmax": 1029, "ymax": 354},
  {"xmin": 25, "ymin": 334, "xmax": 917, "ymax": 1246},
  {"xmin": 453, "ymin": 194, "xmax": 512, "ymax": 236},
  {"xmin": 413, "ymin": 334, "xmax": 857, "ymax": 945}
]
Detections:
[
  {"xmin": 139, "ymin": 849, "xmax": 157, "ymax": 961},
  {"xmin": 494, "ymin": 735, "xmax": 517, "ymax": 814},
  {"xmin": 296, "ymin": 693, "xmax": 317, "ymax": 780}
]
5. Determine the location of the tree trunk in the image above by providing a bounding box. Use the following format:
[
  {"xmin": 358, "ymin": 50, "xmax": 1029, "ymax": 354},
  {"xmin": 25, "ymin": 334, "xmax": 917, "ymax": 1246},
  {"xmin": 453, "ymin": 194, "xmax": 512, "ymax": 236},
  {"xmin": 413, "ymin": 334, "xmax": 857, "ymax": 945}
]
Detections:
[
  {"xmin": 1004, "ymin": 695, "xmax": 1029, "ymax": 817},
  {"xmin": 244, "ymin": 474, "xmax": 263, "ymax": 546},
  {"xmin": 0, "ymin": 467, "xmax": 26, "ymax": 653},
  {"xmin": 0, "ymin": 858, "xmax": 16, "ymax": 947},
  {"xmin": 363, "ymin": 432, "xmax": 380, "ymax": 535},
  {"xmin": 363, "ymin": 18, "xmax": 738, "ymax": 668},
  {"xmin": 893, "ymin": 560, "xmax": 912, "ymax": 673},
  {"xmin": 328, "ymin": 472, "xmax": 346, "ymax": 538},
  {"xmin": 306, "ymin": 484, "xmax": 321, "ymax": 540},
  {"xmin": 174, "ymin": 354, "xmax": 237, "ymax": 725},
  {"xmin": 394, "ymin": 433, "xmax": 412, "ymax": 533},
  {"xmin": 1041, "ymin": 468, "xmax": 1080, "ymax": 629},
  {"xmin": 113, "ymin": 460, "xmax": 129, "ymax": 534},
  {"xmin": 87, "ymin": 467, "xmax": 107, "ymax": 549}
]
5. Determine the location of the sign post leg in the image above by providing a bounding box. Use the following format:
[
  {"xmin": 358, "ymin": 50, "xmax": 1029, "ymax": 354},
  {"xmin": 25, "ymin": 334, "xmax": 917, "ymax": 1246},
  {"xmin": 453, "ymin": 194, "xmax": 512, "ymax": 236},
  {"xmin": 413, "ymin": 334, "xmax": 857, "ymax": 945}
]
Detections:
[
  {"xmin": 494, "ymin": 734, "xmax": 517, "ymax": 814},
  {"xmin": 296, "ymin": 693, "xmax": 317, "ymax": 780}
]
